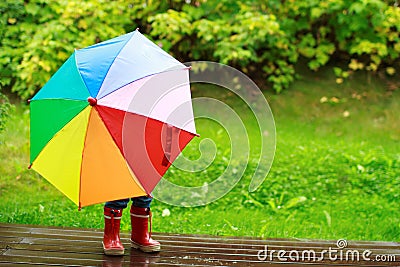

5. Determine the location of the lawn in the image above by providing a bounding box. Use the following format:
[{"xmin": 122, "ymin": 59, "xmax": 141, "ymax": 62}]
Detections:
[{"xmin": 0, "ymin": 68, "xmax": 399, "ymax": 242}]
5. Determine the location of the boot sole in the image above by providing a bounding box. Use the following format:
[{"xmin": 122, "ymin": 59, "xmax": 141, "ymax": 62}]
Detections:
[
  {"xmin": 130, "ymin": 240, "xmax": 161, "ymax": 253},
  {"xmin": 102, "ymin": 242, "xmax": 125, "ymax": 255}
]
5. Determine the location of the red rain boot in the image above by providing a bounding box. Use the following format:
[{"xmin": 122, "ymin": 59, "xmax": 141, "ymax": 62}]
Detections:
[
  {"xmin": 130, "ymin": 206, "xmax": 161, "ymax": 252},
  {"xmin": 103, "ymin": 207, "xmax": 124, "ymax": 255}
]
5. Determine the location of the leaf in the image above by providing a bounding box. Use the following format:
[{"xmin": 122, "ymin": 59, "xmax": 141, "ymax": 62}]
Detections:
[
  {"xmin": 323, "ymin": 210, "xmax": 331, "ymax": 227},
  {"xmin": 267, "ymin": 199, "xmax": 278, "ymax": 212},
  {"xmin": 386, "ymin": 67, "xmax": 396, "ymax": 76},
  {"xmin": 310, "ymin": 7, "xmax": 324, "ymax": 19},
  {"xmin": 284, "ymin": 196, "xmax": 307, "ymax": 209},
  {"xmin": 7, "ymin": 18, "xmax": 17, "ymax": 24},
  {"xmin": 333, "ymin": 67, "xmax": 343, "ymax": 77}
]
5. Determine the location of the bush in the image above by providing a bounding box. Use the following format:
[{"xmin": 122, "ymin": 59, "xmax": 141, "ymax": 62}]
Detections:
[
  {"xmin": 149, "ymin": 0, "xmax": 399, "ymax": 90},
  {"xmin": 0, "ymin": 0, "xmax": 399, "ymax": 98},
  {"xmin": 149, "ymin": 1, "xmax": 297, "ymax": 93}
]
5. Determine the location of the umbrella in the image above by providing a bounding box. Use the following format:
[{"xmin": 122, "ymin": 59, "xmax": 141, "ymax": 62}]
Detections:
[{"xmin": 29, "ymin": 29, "xmax": 198, "ymax": 208}]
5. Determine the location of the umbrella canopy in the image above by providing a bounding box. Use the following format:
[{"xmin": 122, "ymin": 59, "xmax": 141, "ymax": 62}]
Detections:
[{"xmin": 29, "ymin": 29, "xmax": 198, "ymax": 208}]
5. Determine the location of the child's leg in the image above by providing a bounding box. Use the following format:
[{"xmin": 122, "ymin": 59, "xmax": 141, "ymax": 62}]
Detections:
[
  {"xmin": 131, "ymin": 196, "xmax": 152, "ymax": 208},
  {"xmin": 105, "ymin": 198, "xmax": 130, "ymax": 209}
]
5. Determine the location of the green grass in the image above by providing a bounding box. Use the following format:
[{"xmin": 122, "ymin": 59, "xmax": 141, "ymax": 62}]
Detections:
[{"xmin": 0, "ymin": 69, "xmax": 399, "ymax": 242}]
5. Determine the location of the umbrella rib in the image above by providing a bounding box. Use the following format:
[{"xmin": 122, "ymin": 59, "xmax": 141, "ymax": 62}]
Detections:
[
  {"xmin": 78, "ymin": 107, "xmax": 95, "ymax": 210},
  {"xmin": 30, "ymin": 97, "xmax": 87, "ymax": 102},
  {"xmin": 95, "ymin": 32, "xmax": 137, "ymax": 98},
  {"xmin": 94, "ymin": 107, "xmax": 148, "ymax": 194},
  {"xmin": 73, "ymin": 51, "xmax": 93, "ymax": 98},
  {"xmin": 98, "ymin": 105, "xmax": 197, "ymax": 137},
  {"xmin": 97, "ymin": 67, "xmax": 190, "ymax": 101},
  {"xmin": 96, "ymin": 68, "xmax": 198, "ymax": 136},
  {"xmin": 29, "ymin": 99, "xmax": 89, "ymax": 164}
]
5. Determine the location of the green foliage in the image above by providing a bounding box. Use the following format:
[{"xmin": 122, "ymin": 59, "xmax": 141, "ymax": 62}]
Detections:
[
  {"xmin": 0, "ymin": 0, "xmax": 140, "ymax": 99},
  {"xmin": 0, "ymin": 90, "xmax": 13, "ymax": 132},
  {"xmin": 279, "ymin": 0, "xmax": 400, "ymax": 79},
  {"xmin": 0, "ymin": 0, "xmax": 399, "ymax": 98},
  {"xmin": 149, "ymin": 1, "xmax": 297, "ymax": 93},
  {"xmin": 149, "ymin": 0, "xmax": 399, "ymax": 91}
]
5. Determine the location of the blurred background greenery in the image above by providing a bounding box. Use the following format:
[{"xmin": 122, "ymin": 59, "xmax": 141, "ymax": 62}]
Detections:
[{"xmin": 1, "ymin": 0, "xmax": 399, "ymax": 99}]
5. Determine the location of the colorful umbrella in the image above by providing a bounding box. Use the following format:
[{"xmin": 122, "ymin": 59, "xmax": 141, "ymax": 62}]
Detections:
[{"xmin": 29, "ymin": 29, "xmax": 198, "ymax": 208}]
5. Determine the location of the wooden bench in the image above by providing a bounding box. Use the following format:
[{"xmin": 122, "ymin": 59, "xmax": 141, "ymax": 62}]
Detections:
[{"xmin": 0, "ymin": 223, "xmax": 399, "ymax": 266}]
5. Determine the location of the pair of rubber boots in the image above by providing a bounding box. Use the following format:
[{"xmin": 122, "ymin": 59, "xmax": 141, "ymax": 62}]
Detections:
[{"xmin": 102, "ymin": 205, "xmax": 160, "ymax": 255}]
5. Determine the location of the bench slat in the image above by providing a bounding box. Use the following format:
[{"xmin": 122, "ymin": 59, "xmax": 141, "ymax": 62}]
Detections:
[{"xmin": 0, "ymin": 223, "xmax": 398, "ymax": 266}]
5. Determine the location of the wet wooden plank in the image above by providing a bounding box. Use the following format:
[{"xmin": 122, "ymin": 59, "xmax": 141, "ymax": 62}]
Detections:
[
  {"xmin": 0, "ymin": 250, "xmax": 230, "ymax": 266},
  {"xmin": 0, "ymin": 249, "xmax": 6, "ymax": 256},
  {"xmin": 0, "ymin": 223, "xmax": 394, "ymax": 245},
  {"xmin": 1, "ymin": 225, "xmax": 399, "ymax": 252},
  {"xmin": 1, "ymin": 228, "xmax": 398, "ymax": 253},
  {"xmin": 1, "ymin": 249, "xmax": 397, "ymax": 267},
  {"xmin": 1, "ymin": 227, "xmax": 399, "ymax": 256},
  {"xmin": 2, "ymin": 232, "xmax": 399, "ymax": 258},
  {"xmin": 5, "ymin": 238, "xmax": 400, "ymax": 261},
  {"xmin": 0, "ymin": 223, "xmax": 398, "ymax": 266},
  {"xmin": 3, "ymin": 235, "xmax": 398, "ymax": 263}
]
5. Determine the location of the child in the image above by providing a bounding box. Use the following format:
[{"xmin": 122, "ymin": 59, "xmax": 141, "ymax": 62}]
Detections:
[{"xmin": 102, "ymin": 196, "xmax": 160, "ymax": 255}]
